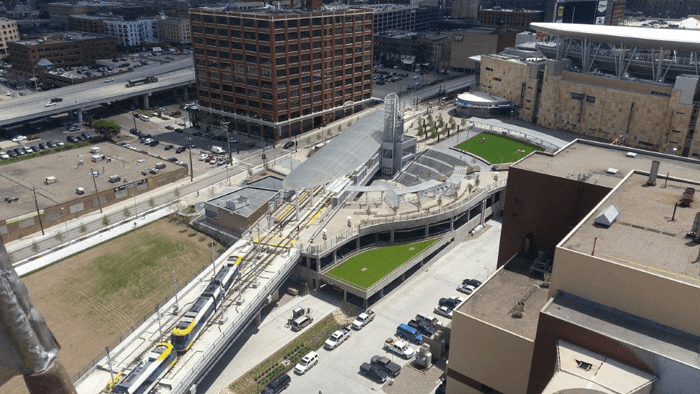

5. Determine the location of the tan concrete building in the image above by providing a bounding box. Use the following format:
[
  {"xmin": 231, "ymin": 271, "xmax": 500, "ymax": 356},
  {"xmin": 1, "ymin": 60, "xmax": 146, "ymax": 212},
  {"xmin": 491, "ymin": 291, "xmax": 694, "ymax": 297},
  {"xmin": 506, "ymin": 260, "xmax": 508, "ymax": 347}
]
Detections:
[
  {"xmin": 157, "ymin": 16, "xmax": 191, "ymax": 44},
  {"xmin": 449, "ymin": 27, "xmax": 518, "ymax": 72},
  {"xmin": 480, "ymin": 51, "xmax": 700, "ymax": 158},
  {"xmin": 0, "ymin": 17, "xmax": 19, "ymax": 55},
  {"xmin": 448, "ymin": 140, "xmax": 700, "ymax": 393}
]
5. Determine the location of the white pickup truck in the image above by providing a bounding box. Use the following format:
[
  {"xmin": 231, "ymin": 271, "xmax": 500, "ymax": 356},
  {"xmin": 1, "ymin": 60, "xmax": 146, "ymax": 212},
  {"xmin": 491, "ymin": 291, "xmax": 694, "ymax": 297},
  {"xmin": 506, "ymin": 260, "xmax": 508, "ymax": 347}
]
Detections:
[
  {"xmin": 352, "ymin": 310, "xmax": 375, "ymax": 330},
  {"xmin": 324, "ymin": 327, "xmax": 351, "ymax": 350},
  {"xmin": 384, "ymin": 337, "xmax": 415, "ymax": 359}
]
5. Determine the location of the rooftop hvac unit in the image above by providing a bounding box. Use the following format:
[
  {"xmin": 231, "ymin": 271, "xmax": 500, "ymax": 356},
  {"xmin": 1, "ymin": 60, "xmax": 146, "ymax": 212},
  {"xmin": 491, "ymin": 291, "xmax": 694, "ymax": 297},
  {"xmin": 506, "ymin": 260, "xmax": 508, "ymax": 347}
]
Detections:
[
  {"xmin": 225, "ymin": 196, "xmax": 249, "ymax": 210},
  {"xmin": 45, "ymin": 176, "xmax": 57, "ymax": 185}
]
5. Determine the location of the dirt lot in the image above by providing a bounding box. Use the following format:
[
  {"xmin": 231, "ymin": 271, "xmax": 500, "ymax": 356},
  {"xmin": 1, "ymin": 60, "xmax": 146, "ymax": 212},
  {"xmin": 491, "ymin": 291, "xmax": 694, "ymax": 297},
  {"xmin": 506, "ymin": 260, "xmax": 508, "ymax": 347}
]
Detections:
[{"xmin": 4, "ymin": 218, "xmax": 225, "ymax": 394}]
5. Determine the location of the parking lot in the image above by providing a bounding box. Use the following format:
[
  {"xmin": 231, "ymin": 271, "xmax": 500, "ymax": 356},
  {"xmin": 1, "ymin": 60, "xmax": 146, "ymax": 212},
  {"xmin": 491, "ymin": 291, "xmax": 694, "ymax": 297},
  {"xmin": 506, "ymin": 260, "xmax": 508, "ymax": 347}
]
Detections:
[
  {"xmin": 201, "ymin": 221, "xmax": 501, "ymax": 394},
  {"xmin": 372, "ymin": 67, "xmax": 447, "ymax": 100}
]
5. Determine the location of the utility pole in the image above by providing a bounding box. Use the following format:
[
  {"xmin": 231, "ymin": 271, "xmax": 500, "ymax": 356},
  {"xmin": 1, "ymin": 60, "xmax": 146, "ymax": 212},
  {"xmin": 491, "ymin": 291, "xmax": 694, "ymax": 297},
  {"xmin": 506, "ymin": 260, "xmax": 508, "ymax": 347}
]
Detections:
[
  {"xmin": 91, "ymin": 170, "xmax": 103, "ymax": 213},
  {"xmin": 221, "ymin": 119, "xmax": 232, "ymax": 165},
  {"xmin": 187, "ymin": 135, "xmax": 194, "ymax": 182},
  {"xmin": 32, "ymin": 188, "xmax": 44, "ymax": 235}
]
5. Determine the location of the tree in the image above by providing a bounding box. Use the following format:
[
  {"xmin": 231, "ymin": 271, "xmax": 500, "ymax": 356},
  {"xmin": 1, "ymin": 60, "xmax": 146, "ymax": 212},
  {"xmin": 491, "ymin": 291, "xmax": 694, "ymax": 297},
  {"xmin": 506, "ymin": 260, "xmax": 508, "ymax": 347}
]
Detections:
[
  {"xmin": 475, "ymin": 174, "xmax": 480, "ymax": 187},
  {"xmin": 327, "ymin": 129, "xmax": 332, "ymax": 137},
  {"xmin": 437, "ymin": 113, "xmax": 444, "ymax": 128},
  {"xmin": 54, "ymin": 231, "xmax": 64, "ymax": 242},
  {"xmin": 148, "ymin": 198, "xmax": 155, "ymax": 208},
  {"xmin": 417, "ymin": 122, "xmax": 424, "ymax": 138},
  {"xmin": 91, "ymin": 119, "xmax": 121, "ymax": 140},
  {"xmin": 337, "ymin": 125, "xmax": 342, "ymax": 134},
  {"xmin": 102, "ymin": 215, "xmax": 110, "ymax": 226},
  {"xmin": 79, "ymin": 223, "xmax": 87, "ymax": 234},
  {"xmin": 31, "ymin": 241, "xmax": 39, "ymax": 253},
  {"xmin": 123, "ymin": 208, "xmax": 131, "ymax": 218},
  {"xmin": 460, "ymin": 117, "xmax": 467, "ymax": 127},
  {"xmin": 174, "ymin": 188, "xmax": 180, "ymax": 198},
  {"xmin": 347, "ymin": 120, "xmax": 352, "ymax": 127}
]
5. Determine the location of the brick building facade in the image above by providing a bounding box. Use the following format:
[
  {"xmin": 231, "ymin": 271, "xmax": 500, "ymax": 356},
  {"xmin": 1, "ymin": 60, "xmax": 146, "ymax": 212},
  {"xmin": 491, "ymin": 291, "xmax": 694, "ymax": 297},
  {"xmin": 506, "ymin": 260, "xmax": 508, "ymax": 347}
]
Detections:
[
  {"xmin": 190, "ymin": 7, "xmax": 374, "ymax": 141},
  {"xmin": 7, "ymin": 32, "xmax": 117, "ymax": 77}
]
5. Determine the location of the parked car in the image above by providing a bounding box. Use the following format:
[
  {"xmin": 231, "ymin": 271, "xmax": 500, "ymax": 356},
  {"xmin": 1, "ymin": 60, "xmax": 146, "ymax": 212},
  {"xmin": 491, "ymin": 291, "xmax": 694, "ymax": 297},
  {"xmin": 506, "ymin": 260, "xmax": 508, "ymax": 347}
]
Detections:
[
  {"xmin": 462, "ymin": 279, "xmax": 482, "ymax": 287},
  {"xmin": 407, "ymin": 319, "xmax": 437, "ymax": 337},
  {"xmin": 0, "ymin": 152, "xmax": 9, "ymax": 160},
  {"xmin": 283, "ymin": 141, "xmax": 295, "ymax": 149},
  {"xmin": 44, "ymin": 101, "xmax": 56, "ymax": 107},
  {"xmin": 69, "ymin": 125, "xmax": 80, "ymax": 132},
  {"xmin": 384, "ymin": 337, "xmax": 414, "ymax": 359},
  {"xmin": 324, "ymin": 327, "xmax": 351, "ymax": 350},
  {"xmin": 51, "ymin": 97, "xmax": 63, "ymax": 103},
  {"xmin": 38, "ymin": 143, "xmax": 46, "ymax": 150},
  {"xmin": 81, "ymin": 133, "xmax": 92, "ymax": 140},
  {"xmin": 149, "ymin": 140, "xmax": 160, "ymax": 147},
  {"xmin": 434, "ymin": 306, "xmax": 453, "ymax": 319},
  {"xmin": 192, "ymin": 131, "xmax": 203, "ymax": 136},
  {"xmin": 176, "ymin": 146, "xmax": 186, "ymax": 154},
  {"xmin": 47, "ymin": 141, "xmax": 56, "ymax": 148},
  {"xmin": 164, "ymin": 144, "xmax": 174, "ymax": 150},
  {"xmin": 294, "ymin": 351, "xmax": 319, "ymax": 375},
  {"xmin": 370, "ymin": 355, "xmax": 401, "ymax": 378},
  {"xmin": 30, "ymin": 145, "xmax": 40, "ymax": 152},
  {"xmin": 438, "ymin": 297, "xmax": 465, "ymax": 309},
  {"xmin": 359, "ymin": 362, "xmax": 388, "ymax": 383},
  {"xmin": 396, "ymin": 323, "xmax": 423, "ymax": 345},
  {"xmin": 352, "ymin": 310, "xmax": 375, "ymax": 330},
  {"xmin": 175, "ymin": 128, "xmax": 184, "ymax": 133},
  {"xmin": 7, "ymin": 150, "xmax": 17, "ymax": 158},
  {"xmin": 260, "ymin": 373, "xmax": 290, "ymax": 394},
  {"xmin": 198, "ymin": 153, "xmax": 208, "ymax": 161},
  {"xmin": 104, "ymin": 77, "xmax": 114, "ymax": 83},
  {"xmin": 457, "ymin": 284, "xmax": 476, "ymax": 295}
]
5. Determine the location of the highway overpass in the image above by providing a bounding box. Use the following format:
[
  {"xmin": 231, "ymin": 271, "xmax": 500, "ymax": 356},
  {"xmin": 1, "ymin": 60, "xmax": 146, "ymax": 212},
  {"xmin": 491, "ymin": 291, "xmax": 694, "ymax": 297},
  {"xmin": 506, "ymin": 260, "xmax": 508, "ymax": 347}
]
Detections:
[{"xmin": 0, "ymin": 58, "xmax": 195, "ymax": 127}]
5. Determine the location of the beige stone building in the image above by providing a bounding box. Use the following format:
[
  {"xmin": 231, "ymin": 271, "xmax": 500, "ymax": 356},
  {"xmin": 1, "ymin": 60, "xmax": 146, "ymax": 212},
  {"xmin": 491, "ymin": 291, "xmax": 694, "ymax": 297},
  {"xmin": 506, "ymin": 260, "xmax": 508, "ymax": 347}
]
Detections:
[
  {"xmin": 157, "ymin": 16, "xmax": 191, "ymax": 44},
  {"xmin": 0, "ymin": 18, "xmax": 19, "ymax": 55},
  {"xmin": 480, "ymin": 48, "xmax": 700, "ymax": 158},
  {"xmin": 447, "ymin": 140, "xmax": 700, "ymax": 393}
]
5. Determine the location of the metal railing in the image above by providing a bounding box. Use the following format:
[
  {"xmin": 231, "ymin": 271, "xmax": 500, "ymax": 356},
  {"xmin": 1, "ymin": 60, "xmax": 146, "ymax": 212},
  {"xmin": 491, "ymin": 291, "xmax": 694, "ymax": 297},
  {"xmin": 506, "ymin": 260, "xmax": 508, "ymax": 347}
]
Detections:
[
  {"xmin": 305, "ymin": 179, "xmax": 506, "ymax": 258},
  {"xmin": 467, "ymin": 120, "xmax": 560, "ymax": 153},
  {"xmin": 171, "ymin": 248, "xmax": 301, "ymax": 394}
]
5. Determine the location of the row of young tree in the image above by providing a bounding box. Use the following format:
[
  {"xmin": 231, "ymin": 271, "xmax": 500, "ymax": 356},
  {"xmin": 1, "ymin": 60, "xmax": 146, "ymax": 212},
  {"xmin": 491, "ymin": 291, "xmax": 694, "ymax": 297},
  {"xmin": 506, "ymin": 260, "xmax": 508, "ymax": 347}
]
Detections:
[{"xmin": 413, "ymin": 113, "xmax": 468, "ymax": 142}]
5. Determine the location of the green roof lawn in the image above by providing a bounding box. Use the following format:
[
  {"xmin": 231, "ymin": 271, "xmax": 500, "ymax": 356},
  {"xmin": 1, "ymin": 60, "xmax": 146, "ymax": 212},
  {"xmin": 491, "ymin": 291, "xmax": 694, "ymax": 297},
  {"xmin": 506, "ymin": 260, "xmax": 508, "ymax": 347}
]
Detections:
[
  {"xmin": 327, "ymin": 238, "xmax": 438, "ymax": 290},
  {"xmin": 454, "ymin": 132, "xmax": 545, "ymax": 164}
]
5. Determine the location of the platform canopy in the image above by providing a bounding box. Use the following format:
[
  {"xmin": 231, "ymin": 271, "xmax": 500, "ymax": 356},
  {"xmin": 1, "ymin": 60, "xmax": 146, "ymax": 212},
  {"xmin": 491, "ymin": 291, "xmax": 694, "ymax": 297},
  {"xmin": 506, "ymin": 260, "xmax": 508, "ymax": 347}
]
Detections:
[
  {"xmin": 283, "ymin": 110, "xmax": 384, "ymax": 190},
  {"xmin": 530, "ymin": 22, "xmax": 700, "ymax": 52}
]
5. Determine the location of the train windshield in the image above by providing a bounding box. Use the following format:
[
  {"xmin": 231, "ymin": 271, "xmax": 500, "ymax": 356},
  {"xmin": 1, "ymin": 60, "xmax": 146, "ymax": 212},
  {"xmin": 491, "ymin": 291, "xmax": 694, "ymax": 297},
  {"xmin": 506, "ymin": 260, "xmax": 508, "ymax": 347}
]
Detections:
[{"xmin": 171, "ymin": 334, "xmax": 188, "ymax": 350}]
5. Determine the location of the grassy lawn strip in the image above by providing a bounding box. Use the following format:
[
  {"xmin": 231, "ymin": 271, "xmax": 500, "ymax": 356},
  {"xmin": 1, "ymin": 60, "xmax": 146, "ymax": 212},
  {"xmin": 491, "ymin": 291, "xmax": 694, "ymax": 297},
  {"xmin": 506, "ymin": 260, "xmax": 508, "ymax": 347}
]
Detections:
[
  {"xmin": 328, "ymin": 238, "xmax": 438, "ymax": 290},
  {"xmin": 454, "ymin": 132, "xmax": 544, "ymax": 164},
  {"xmin": 229, "ymin": 313, "xmax": 345, "ymax": 394}
]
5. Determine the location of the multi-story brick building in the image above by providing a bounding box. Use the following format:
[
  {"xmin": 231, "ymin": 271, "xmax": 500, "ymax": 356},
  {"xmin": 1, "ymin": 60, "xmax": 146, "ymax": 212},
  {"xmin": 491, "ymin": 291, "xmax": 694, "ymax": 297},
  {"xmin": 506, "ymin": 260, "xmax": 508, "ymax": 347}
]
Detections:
[
  {"xmin": 44, "ymin": 2, "xmax": 105, "ymax": 29},
  {"xmin": 157, "ymin": 16, "xmax": 191, "ymax": 44},
  {"xmin": 478, "ymin": 8, "xmax": 544, "ymax": 29},
  {"xmin": 190, "ymin": 7, "xmax": 374, "ymax": 141},
  {"xmin": 7, "ymin": 32, "xmax": 117, "ymax": 76},
  {"xmin": 0, "ymin": 17, "xmax": 19, "ymax": 55},
  {"xmin": 67, "ymin": 14, "xmax": 112, "ymax": 35}
]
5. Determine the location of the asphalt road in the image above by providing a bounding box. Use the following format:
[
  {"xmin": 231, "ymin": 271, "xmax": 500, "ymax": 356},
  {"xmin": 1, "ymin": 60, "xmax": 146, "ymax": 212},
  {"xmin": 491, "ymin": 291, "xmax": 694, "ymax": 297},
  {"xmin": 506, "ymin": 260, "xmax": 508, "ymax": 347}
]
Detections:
[{"xmin": 0, "ymin": 57, "xmax": 194, "ymax": 126}]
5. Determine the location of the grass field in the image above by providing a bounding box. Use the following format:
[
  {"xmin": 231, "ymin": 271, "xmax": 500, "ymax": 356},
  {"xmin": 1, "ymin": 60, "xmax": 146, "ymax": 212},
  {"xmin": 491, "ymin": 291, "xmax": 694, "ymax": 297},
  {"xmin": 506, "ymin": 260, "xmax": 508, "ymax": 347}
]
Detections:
[
  {"xmin": 454, "ymin": 132, "xmax": 545, "ymax": 164},
  {"xmin": 327, "ymin": 238, "xmax": 438, "ymax": 290},
  {"xmin": 5, "ymin": 218, "xmax": 224, "ymax": 394}
]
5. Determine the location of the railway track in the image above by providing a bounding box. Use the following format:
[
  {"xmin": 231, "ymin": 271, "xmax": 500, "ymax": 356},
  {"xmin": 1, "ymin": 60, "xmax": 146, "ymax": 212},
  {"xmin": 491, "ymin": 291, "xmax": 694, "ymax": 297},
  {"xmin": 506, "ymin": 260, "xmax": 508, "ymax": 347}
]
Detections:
[{"xmin": 110, "ymin": 185, "xmax": 329, "ymax": 392}]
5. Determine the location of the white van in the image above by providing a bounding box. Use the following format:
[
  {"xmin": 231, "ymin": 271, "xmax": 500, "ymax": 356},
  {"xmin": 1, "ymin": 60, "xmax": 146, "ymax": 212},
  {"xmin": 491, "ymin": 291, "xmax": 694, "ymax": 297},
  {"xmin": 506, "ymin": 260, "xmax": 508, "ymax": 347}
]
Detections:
[{"xmin": 211, "ymin": 145, "xmax": 225, "ymax": 154}]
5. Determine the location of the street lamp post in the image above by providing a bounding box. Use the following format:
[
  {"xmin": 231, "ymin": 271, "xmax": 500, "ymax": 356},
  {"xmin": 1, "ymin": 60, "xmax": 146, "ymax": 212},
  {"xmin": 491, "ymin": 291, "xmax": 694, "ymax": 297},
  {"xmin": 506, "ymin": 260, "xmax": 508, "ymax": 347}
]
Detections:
[{"xmin": 187, "ymin": 135, "xmax": 194, "ymax": 182}]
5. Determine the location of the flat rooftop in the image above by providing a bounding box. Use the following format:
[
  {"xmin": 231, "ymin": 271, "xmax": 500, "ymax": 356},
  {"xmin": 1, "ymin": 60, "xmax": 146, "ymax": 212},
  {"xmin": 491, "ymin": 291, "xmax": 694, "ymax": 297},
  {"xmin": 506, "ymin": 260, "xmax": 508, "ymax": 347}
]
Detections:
[
  {"xmin": 544, "ymin": 292, "xmax": 700, "ymax": 370},
  {"xmin": 562, "ymin": 171, "xmax": 700, "ymax": 286},
  {"xmin": 456, "ymin": 255, "xmax": 550, "ymax": 340},
  {"xmin": 207, "ymin": 186, "xmax": 277, "ymax": 218},
  {"xmin": 13, "ymin": 31, "xmax": 113, "ymax": 46},
  {"xmin": 514, "ymin": 140, "xmax": 700, "ymax": 189},
  {"xmin": 0, "ymin": 142, "xmax": 184, "ymax": 221}
]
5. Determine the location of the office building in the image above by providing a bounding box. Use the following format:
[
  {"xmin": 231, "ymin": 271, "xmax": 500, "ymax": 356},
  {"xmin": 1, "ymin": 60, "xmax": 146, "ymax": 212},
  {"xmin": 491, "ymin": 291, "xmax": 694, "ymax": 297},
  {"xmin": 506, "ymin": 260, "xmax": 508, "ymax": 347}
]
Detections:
[
  {"xmin": 157, "ymin": 16, "xmax": 191, "ymax": 44},
  {"xmin": 449, "ymin": 27, "xmax": 518, "ymax": 72},
  {"xmin": 190, "ymin": 7, "xmax": 374, "ymax": 141},
  {"xmin": 478, "ymin": 8, "xmax": 544, "ymax": 29},
  {"xmin": 7, "ymin": 32, "xmax": 117, "ymax": 77},
  {"xmin": 0, "ymin": 17, "xmax": 18, "ymax": 55},
  {"xmin": 448, "ymin": 139, "xmax": 700, "ymax": 394},
  {"xmin": 67, "ymin": 14, "xmax": 109, "ymax": 35},
  {"xmin": 450, "ymin": 0, "xmax": 479, "ymax": 21}
]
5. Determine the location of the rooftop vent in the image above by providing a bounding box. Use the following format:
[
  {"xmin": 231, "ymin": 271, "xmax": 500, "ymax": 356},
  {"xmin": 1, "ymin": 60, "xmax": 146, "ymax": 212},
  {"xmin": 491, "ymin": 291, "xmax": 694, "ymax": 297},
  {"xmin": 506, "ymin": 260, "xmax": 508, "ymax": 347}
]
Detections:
[
  {"xmin": 626, "ymin": 152, "xmax": 637, "ymax": 158},
  {"xmin": 225, "ymin": 196, "xmax": 249, "ymax": 210},
  {"xmin": 541, "ymin": 273, "xmax": 551, "ymax": 289},
  {"xmin": 606, "ymin": 168, "xmax": 619, "ymax": 175},
  {"xmin": 511, "ymin": 301, "xmax": 524, "ymax": 319},
  {"xmin": 647, "ymin": 160, "xmax": 660, "ymax": 186},
  {"xmin": 680, "ymin": 188, "xmax": 696, "ymax": 207},
  {"xmin": 576, "ymin": 359, "xmax": 593, "ymax": 371},
  {"xmin": 594, "ymin": 205, "xmax": 619, "ymax": 227}
]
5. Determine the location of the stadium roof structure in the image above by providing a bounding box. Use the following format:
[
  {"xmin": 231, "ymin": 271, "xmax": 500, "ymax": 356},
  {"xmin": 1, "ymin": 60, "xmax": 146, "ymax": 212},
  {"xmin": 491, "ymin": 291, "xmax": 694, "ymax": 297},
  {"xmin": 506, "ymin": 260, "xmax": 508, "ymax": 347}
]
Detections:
[
  {"xmin": 283, "ymin": 110, "xmax": 384, "ymax": 190},
  {"xmin": 530, "ymin": 23, "xmax": 700, "ymax": 52}
]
